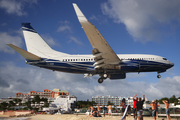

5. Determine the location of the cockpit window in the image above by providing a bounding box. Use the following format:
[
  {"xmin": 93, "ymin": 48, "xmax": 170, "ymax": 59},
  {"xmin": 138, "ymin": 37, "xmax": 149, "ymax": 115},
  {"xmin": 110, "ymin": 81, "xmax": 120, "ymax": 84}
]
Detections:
[{"xmin": 163, "ymin": 58, "xmax": 167, "ymax": 60}]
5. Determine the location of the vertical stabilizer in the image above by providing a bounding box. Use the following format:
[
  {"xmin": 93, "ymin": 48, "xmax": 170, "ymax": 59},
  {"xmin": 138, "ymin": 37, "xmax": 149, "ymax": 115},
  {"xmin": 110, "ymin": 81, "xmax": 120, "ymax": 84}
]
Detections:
[{"xmin": 22, "ymin": 23, "xmax": 68, "ymax": 58}]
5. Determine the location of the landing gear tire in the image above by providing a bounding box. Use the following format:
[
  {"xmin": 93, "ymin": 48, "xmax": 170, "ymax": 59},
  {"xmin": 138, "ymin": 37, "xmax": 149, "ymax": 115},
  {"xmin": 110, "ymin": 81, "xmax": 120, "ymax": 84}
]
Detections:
[
  {"xmin": 103, "ymin": 74, "xmax": 108, "ymax": 79},
  {"xmin": 98, "ymin": 78, "xmax": 104, "ymax": 83},
  {"xmin": 157, "ymin": 74, "xmax": 161, "ymax": 78}
]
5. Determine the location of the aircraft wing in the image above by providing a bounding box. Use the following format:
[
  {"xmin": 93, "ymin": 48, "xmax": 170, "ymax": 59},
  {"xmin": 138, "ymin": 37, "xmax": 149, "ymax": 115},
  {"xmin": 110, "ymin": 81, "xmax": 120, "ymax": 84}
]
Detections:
[{"xmin": 73, "ymin": 3, "xmax": 120, "ymax": 69}]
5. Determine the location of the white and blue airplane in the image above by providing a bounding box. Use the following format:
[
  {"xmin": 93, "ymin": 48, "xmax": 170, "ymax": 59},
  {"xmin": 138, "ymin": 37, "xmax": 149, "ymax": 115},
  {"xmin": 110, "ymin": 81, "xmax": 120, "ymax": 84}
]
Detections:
[{"xmin": 7, "ymin": 3, "xmax": 174, "ymax": 83}]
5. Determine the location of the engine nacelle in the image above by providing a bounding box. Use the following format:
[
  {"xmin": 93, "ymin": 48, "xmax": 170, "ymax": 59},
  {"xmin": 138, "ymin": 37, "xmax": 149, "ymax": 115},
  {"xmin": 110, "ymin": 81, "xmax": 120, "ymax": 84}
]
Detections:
[{"xmin": 109, "ymin": 73, "xmax": 126, "ymax": 79}]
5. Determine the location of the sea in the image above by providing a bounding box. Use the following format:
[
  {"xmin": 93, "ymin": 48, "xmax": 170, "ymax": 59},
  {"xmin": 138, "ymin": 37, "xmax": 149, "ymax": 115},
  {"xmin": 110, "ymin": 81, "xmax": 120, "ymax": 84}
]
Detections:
[{"xmin": 0, "ymin": 117, "xmax": 31, "ymax": 120}]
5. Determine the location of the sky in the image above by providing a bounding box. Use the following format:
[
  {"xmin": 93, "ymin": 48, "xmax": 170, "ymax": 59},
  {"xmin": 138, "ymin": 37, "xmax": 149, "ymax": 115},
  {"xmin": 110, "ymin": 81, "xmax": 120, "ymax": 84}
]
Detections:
[{"xmin": 0, "ymin": 0, "xmax": 180, "ymax": 101}]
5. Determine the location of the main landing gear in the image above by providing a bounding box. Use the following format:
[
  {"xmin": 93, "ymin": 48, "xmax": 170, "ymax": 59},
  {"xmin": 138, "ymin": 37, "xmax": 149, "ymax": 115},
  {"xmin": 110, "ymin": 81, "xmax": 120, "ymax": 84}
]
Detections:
[
  {"xmin": 98, "ymin": 78, "xmax": 103, "ymax": 83},
  {"xmin": 98, "ymin": 74, "xmax": 108, "ymax": 83}
]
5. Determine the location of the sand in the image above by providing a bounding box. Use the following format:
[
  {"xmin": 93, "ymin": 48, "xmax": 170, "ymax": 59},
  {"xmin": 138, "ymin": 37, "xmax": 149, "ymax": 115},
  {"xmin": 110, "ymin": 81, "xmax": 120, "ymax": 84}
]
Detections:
[
  {"xmin": 0, "ymin": 114, "xmax": 177, "ymax": 120},
  {"xmin": 28, "ymin": 114, "xmax": 168, "ymax": 120}
]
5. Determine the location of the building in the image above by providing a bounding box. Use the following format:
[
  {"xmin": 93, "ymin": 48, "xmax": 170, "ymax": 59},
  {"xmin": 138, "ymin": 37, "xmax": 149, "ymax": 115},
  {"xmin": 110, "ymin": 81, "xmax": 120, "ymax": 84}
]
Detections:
[
  {"xmin": 0, "ymin": 97, "xmax": 16, "ymax": 103},
  {"xmin": 15, "ymin": 88, "xmax": 69, "ymax": 100},
  {"xmin": 91, "ymin": 95, "xmax": 148, "ymax": 108},
  {"xmin": 48, "ymin": 95, "xmax": 77, "ymax": 111}
]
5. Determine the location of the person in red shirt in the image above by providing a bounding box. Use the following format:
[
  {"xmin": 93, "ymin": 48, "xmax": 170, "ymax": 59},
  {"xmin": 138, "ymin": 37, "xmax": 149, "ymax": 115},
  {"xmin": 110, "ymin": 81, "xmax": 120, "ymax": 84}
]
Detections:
[{"xmin": 133, "ymin": 94, "xmax": 138, "ymax": 120}]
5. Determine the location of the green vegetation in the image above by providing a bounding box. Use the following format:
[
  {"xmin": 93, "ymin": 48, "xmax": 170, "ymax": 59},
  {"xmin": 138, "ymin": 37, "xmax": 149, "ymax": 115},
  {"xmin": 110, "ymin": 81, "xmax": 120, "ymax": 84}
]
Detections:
[
  {"xmin": 158, "ymin": 95, "xmax": 179, "ymax": 104},
  {"xmin": 76, "ymin": 100, "xmax": 96, "ymax": 108}
]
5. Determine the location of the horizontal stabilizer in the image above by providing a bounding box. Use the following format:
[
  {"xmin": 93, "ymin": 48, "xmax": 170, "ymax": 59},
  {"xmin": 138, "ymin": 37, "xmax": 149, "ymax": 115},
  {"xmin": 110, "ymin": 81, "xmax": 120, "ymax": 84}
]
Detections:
[{"xmin": 7, "ymin": 44, "xmax": 41, "ymax": 60}]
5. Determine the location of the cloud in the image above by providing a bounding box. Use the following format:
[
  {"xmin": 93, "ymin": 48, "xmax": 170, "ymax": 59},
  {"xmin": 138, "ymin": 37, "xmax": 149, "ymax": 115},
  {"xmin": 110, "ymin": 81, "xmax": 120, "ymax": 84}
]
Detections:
[
  {"xmin": 1, "ymin": 23, "xmax": 7, "ymax": 26},
  {"xmin": 0, "ymin": 77, "xmax": 10, "ymax": 88},
  {"xmin": 0, "ymin": 61, "xmax": 179, "ymax": 100},
  {"xmin": 0, "ymin": 0, "xmax": 38, "ymax": 16},
  {"xmin": 0, "ymin": 32, "xmax": 22, "ymax": 53},
  {"xmin": 68, "ymin": 37, "xmax": 83, "ymax": 45},
  {"xmin": 101, "ymin": 0, "xmax": 180, "ymax": 43},
  {"xmin": 89, "ymin": 15, "xmax": 99, "ymax": 21},
  {"xmin": 41, "ymin": 34, "xmax": 58, "ymax": 47},
  {"xmin": 57, "ymin": 21, "xmax": 71, "ymax": 32}
]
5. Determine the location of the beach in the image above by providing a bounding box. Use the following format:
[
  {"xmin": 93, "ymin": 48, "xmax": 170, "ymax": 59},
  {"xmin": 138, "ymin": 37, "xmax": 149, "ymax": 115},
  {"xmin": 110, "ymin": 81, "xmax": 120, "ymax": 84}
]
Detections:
[{"xmin": 1, "ymin": 114, "xmax": 178, "ymax": 120}]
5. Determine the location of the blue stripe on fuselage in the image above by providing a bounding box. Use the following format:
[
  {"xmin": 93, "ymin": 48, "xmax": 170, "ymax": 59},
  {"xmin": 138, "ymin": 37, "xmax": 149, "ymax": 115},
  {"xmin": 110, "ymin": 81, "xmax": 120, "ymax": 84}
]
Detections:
[{"xmin": 26, "ymin": 59, "xmax": 170, "ymax": 74}]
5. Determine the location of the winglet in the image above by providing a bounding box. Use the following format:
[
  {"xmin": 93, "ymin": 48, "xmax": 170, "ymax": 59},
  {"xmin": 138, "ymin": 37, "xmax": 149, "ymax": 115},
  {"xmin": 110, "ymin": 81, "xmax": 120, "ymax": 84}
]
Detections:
[
  {"xmin": 7, "ymin": 44, "xmax": 41, "ymax": 61},
  {"xmin": 73, "ymin": 3, "xmax": 87, "ymax": 22}
]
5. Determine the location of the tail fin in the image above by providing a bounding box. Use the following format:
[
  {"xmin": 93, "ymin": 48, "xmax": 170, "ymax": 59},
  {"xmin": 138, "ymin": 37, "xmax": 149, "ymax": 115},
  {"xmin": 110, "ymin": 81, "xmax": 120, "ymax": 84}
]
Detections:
[{"xmin": 22, "ymin": 23, "xmax": 68, "ymax": 58}]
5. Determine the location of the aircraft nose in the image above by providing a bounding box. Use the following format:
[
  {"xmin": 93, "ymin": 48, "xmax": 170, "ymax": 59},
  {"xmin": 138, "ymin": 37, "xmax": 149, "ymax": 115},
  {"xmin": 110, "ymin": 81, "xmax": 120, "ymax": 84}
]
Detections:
[{"xmin": 169, "ymin": 61, "xmax": 174, "ymax": 68}]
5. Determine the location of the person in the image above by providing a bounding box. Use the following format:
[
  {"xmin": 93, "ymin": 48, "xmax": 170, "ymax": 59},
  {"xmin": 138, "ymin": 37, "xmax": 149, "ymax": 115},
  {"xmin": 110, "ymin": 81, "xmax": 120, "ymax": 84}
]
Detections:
[
  {"xmin": 108, "ymin": 104, "xmax": 112, "ymax": 116},
  {"xmin": 92, "ymin": 108, "xmax": 102, "ymax": 117},
  {"xmin": 136, "ymin": 95, "xmax": 145, "ymax": 120},
  {"xmin": 76, "ymin": 106, "xmax": 80, "ymax": 116},
  {"xmin": 163, "ymin": 100, "xmax": 171, "ymax": 120},
  {"xmin": 97, "ymin": 104, "xmax": 101, "ymax": 116},
  {"xmin": 88, "ymin": 106, "xmax": 91, "ymax": 116},
  {"xmin": 91, "ymin": 106, "xmax": 94, "ymax": 116},
  {"xmin": 133, "ymin": 94, "xmax": 138, "ymax": 120},
  {"xmin": 154, "ymin": 100, "xmax": 158, "ymax": 119},
  {"xmin": 120, "ymin": 98, "xmax": 127, "ymax": 120},
  {"xmin": 102, "ymin": 105, "xmax": 106, "ymax": 117},
  {"xmin": 92, "ymin": 108, "xmax": 98, "ymax": 117},
  {"xmin": 150, "ymin": 100, "xmax": 156, "ymax": 120}
]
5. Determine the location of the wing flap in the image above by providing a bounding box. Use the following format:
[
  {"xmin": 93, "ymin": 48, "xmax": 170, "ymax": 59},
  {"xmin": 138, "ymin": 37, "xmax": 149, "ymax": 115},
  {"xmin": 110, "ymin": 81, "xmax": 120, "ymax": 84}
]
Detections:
[{"xmin": 7, "ymin": 44, "xmax": 41, "ymax": 60}]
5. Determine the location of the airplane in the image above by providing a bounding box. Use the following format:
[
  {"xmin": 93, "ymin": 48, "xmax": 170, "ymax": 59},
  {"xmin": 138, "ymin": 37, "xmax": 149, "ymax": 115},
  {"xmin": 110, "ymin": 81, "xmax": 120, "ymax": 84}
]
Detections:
[{"xmin": 7, "ymin": 3, "xmax": 174, "ymax": 83}]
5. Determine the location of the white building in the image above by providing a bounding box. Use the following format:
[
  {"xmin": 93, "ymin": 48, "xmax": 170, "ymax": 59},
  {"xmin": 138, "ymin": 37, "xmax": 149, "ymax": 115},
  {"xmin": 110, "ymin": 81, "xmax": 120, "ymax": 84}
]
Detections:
[
  {"xmin": 92, "ymin": 95, "xmax": 148, "ymax": 108},
  {"xmin": 49, "ymin": 95, "xmax": 77, "ymax": 111}
]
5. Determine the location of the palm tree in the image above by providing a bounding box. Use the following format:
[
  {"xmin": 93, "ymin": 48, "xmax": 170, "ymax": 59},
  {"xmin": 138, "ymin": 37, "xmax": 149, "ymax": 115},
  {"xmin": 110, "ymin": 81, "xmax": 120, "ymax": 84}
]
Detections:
[
  {"xmin": 0, "ymin": 102, "xmax": 8, "ymax": 110},
  {"xmin": 8, "ymin": 101, "xmax": 15, "ymax": 108}
]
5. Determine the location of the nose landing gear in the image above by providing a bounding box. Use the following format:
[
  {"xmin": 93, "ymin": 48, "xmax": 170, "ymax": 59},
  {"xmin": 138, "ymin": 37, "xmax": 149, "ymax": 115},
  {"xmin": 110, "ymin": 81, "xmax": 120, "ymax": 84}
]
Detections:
[{"xmin": 157, "ymin": 74, "xmax": 161, "ymax": 78}]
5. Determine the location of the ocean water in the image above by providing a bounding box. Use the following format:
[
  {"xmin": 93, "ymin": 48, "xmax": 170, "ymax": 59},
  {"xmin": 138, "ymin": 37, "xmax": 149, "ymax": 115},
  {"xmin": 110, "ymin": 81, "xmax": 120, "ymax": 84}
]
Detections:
[{"xmin": 0, "ymin": 117, "xmax": 31, "ymax": 120}]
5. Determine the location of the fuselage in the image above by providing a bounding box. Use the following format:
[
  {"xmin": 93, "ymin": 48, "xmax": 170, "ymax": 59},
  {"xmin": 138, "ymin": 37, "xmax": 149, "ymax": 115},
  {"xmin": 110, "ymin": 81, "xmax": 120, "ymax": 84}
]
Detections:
[{"xmin": 26, "ymin": 53, "xmax": 174, "ymax": 75}]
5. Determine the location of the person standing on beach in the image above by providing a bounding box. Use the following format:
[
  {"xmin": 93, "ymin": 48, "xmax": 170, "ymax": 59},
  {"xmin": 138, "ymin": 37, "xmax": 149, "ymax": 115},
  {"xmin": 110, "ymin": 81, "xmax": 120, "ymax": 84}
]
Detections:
[
  {"xmin": 133, "ymin": 94, "xmax": 138, "ymax": 120},
  {"xmin": 76, "ymin": 106, "xmax": 80, "ymax": 116},
  {"xmin": 163, "ymin": 100, "xmax": 171, "ymax": 120},
  {"xmin": 120, "ymin": 98, "xmax": 127, "ymax": 120},
  {"xmin": 103, "ymin": 105, "xmax": 106, "ymax": 117},
  {"xmin": 136, "ymin": 95, "xmax": 145, "ymax": 120},
  {"xmin": 97, "ymin": 104, "xmax": 101, "ymax": 115},
  {"xmin": 154, "ymin": 100, "xmax": 158, "ymax": 119},
  {"xmin": 108, "ymin": 104, "xmax": 112, "ymax": 116},
  {"xmin": 150, "ymin": 100, "xmax": 156, "ymax": 120}
]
